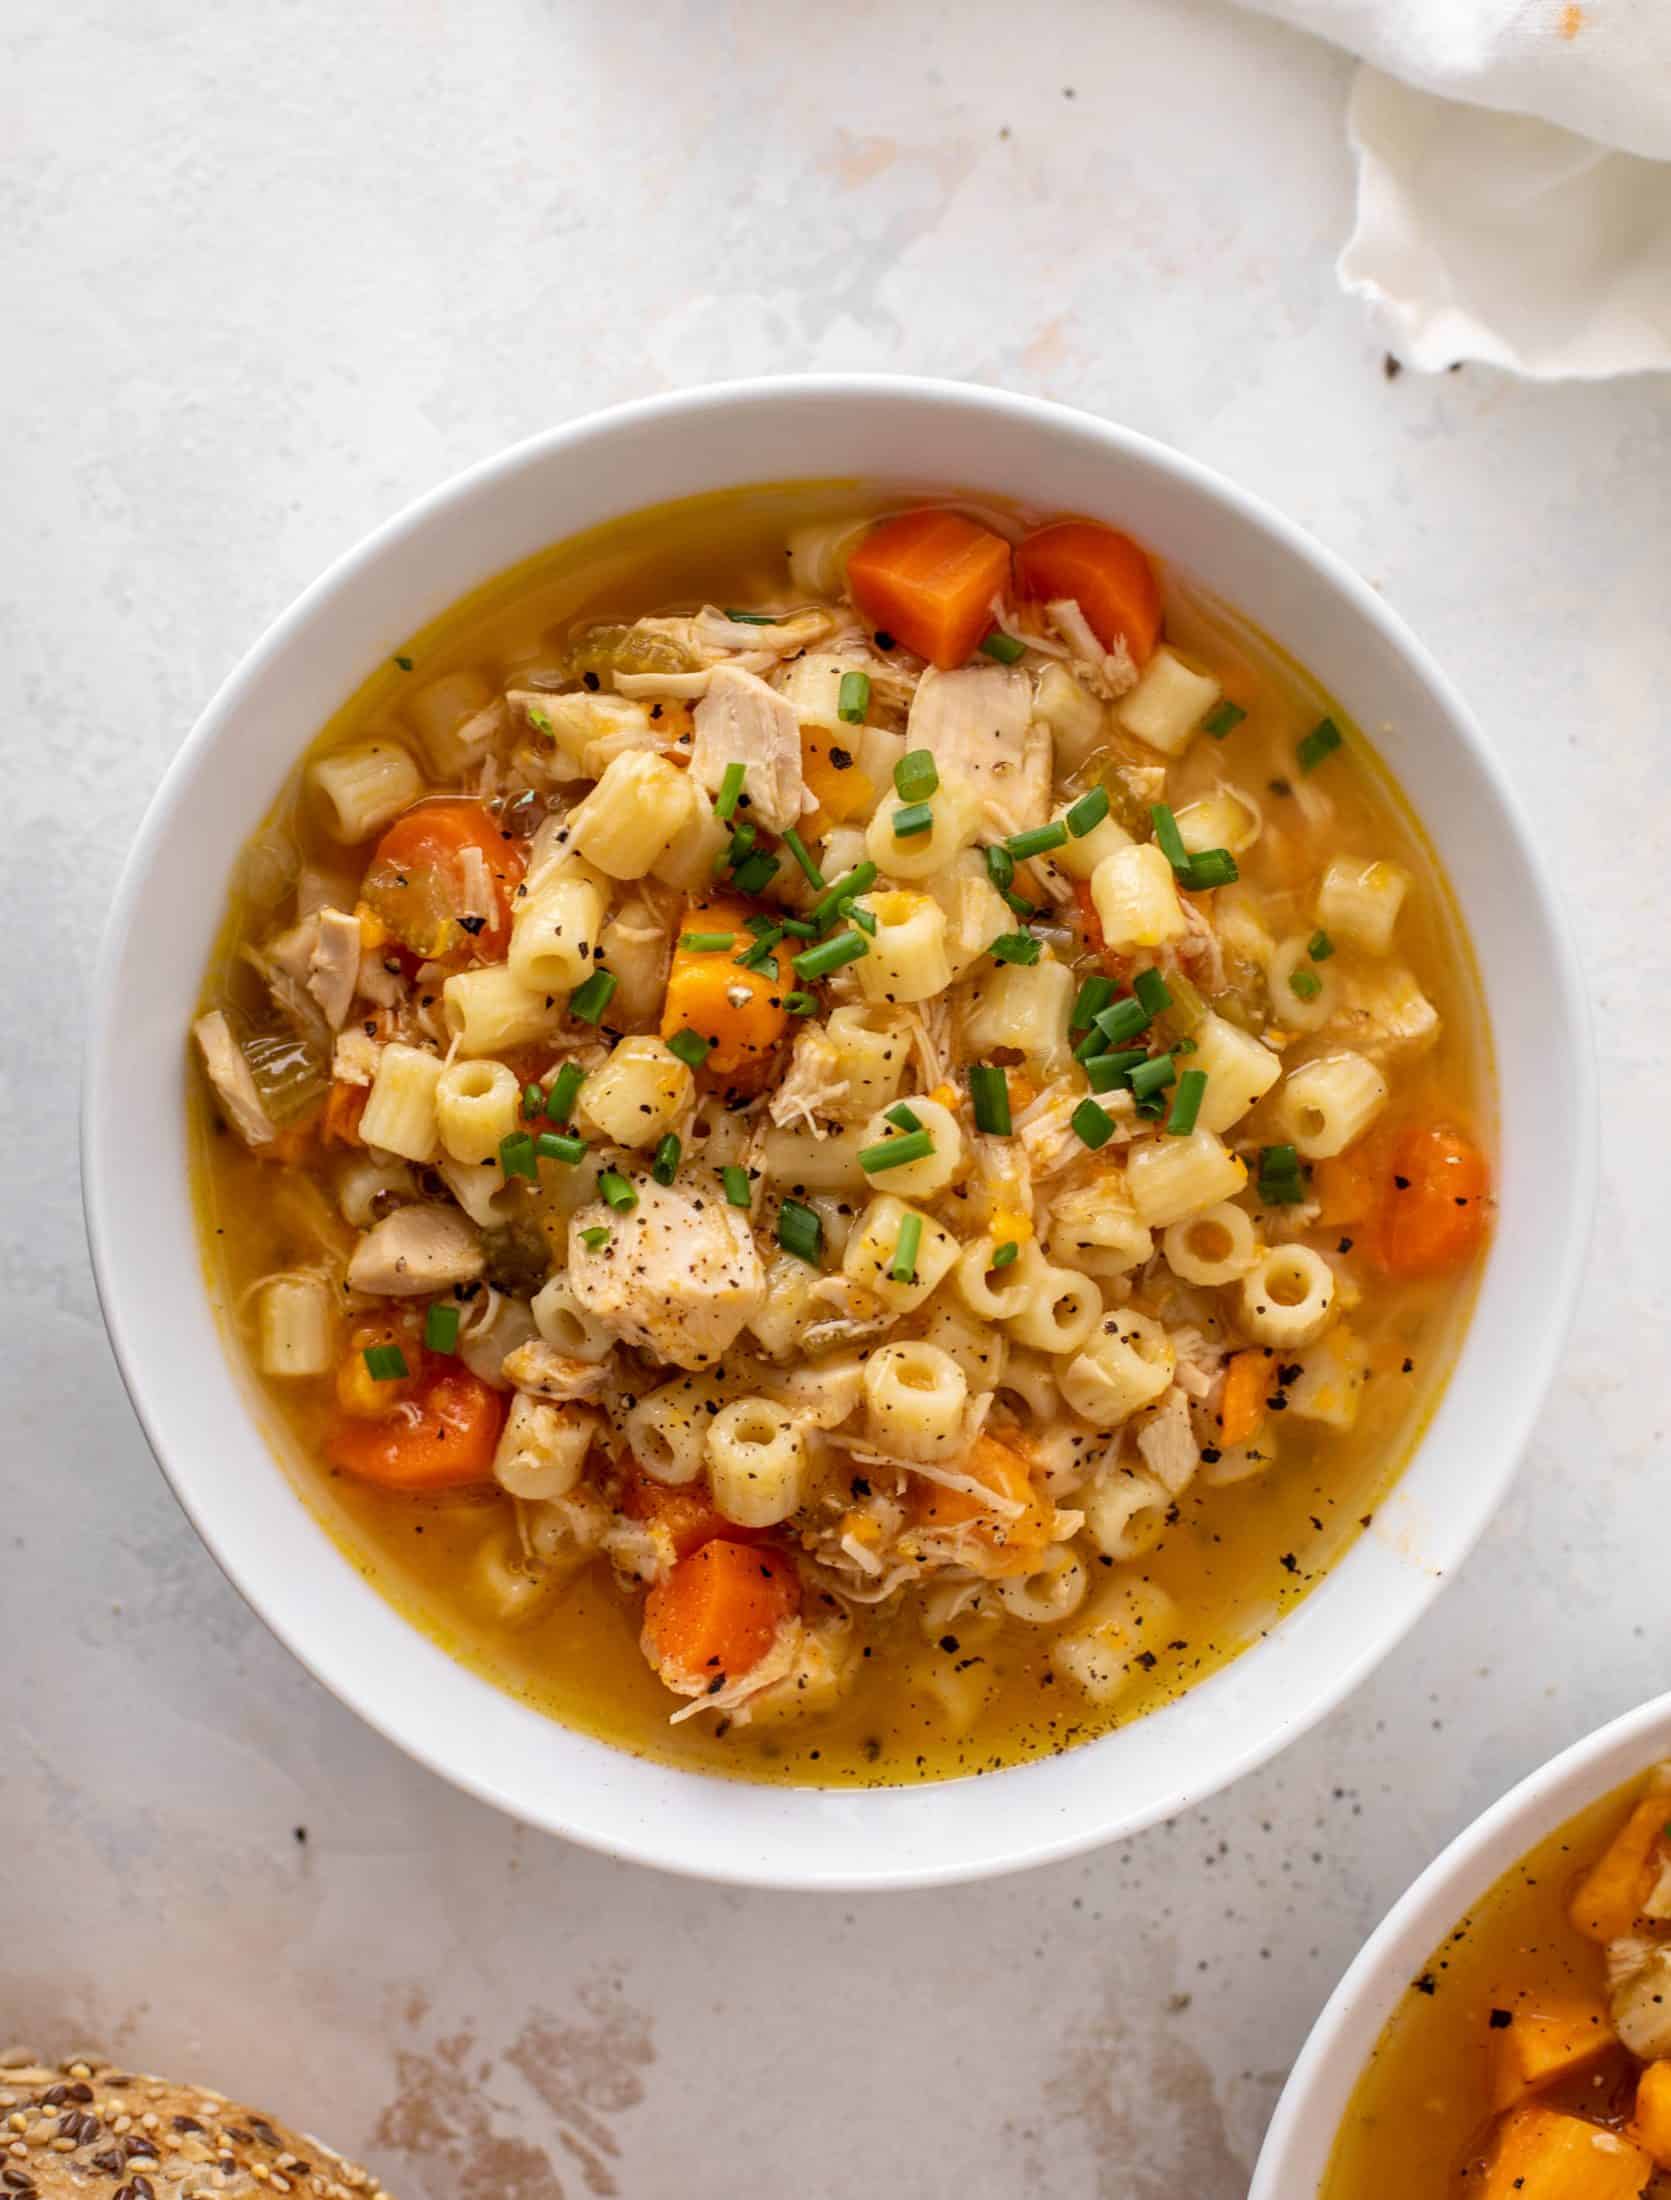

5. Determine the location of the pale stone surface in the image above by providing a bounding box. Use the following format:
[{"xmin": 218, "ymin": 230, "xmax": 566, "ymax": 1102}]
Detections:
[{"xmin": 3, "ymin": 1, "xmax": 1669, "ymax": 2192}]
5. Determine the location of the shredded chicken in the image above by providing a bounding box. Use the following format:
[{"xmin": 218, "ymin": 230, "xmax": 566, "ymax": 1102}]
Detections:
[
  {"xmin": 501, "ymin": 1341, "xmax": 612, "ymax": 1402},
  {"xmin": 346, "ymin": 1204, "xmax": 484, "ymax": 1296},
  {"xmin": 906, "ymin": 664, "xmax": 1050, "ymax": 835},
  {"xmin": 307, "ymin": 908, "xmax": 362, "ymax": 1029},
  {"xmin": 568, "ymin": 1174, "xmax": 766, "ymax": 1369},
  {"xmin": 689, "ymin": 663, "xmax": 808, "ymax": 833},
  {"xmin": 768, "ymin": 1023, "xmax": 849, "ymax": 1133},
  {"xmin": 1135, "ymin": 1386, "xmax": 1200, "ymax": 1497},
  {"xmin": 1048, "ymin": 599, "xmax": 1140, "ymax": 699},
  {"xmin": 1017, "ymin": 1079, "xmax": 1136, "ymax": 1177},
  {"xmin": 193, "ymin": 1010, "xmax": 275, "ymax": 1146}
]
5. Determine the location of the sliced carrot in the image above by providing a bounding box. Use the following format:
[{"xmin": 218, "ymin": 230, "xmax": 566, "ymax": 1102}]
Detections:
[
  {"xmin": 1376, "ymin": 1123, "xmax": 1491, "ymax": 1278},
  {"xmin": 661, "ymin": 895, "xmax": 791, "ymax": 1082},
  {"xmin": 1014, "ymin": 520, "xmax": 1163, "ymax": 663},
  {"xmin": 1482, "ymin": 2106, "xmax": 1651, "ymax": 2200},
  {"xmin": 1313, "ymin": 1145, "xmax": 1380, "ymax": 1229},
  {"xmin": 1632, "ymin": 2062, "xmax": 1671, "ymax": 2170},
  {"xmin": 846, "ymin": 508, "xmax": 1013, "ymax": 670},
  {"xmin": 641, "ymin": 1539, "xmax": 799, "ymax": 1686},
  {"xmin": 623, "ymin": 1476, "xmax": 765, "ymax": 1560},
  {"xmin": 360, "ymin": 797, "xmax": 526, "ymax": 962},
  {"xmin": 1488, "ymin": 1994, "xmax": 1616, "ymax": 2112},
  {"xmin": 1570, "ymin": 1798, "xmax": 1671, "ymax": 1944},
  {"xmin": 322, "ymin": 1078, "xmax": 369, "ymax": 1148},
  {"xmin": 911, "ymin": 1434, "xmax": 1053, "ymax": 1576},
  {"xmin": 1218, "ymin": 1350, "xmax": 1271, "ymax": 1449},
  {"xmin": 325, "ymin": 1366, "xmax": 504, "ymax": 1491}
]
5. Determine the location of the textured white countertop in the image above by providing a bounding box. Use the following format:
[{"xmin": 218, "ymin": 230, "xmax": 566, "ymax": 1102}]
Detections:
[{"xmin": 5, "ymin": 2, "xmax": 1669, "ymax": 2191}]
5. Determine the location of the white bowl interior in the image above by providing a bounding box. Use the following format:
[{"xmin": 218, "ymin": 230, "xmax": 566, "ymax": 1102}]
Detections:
[
  {"xmin": 83, "ymin": 378, "xmax": 1595, "ymax": 1889},
  {"xmin": 1250, "ymin": 1691, "xmax": 1671, "ymax": 2195}
]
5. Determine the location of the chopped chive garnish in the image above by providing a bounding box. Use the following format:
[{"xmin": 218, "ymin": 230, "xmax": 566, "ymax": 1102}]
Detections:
[
  {"xmin": 1288, "ymin": 968, "xmax": 1323, "ymax": 1002},
  {"xmin": 714, "ymin": 761, "xmax": 747, "ymax": 821},
  {"xmin": 991, "ymin": 1239, "xmax": 1020, "ymax": 1269},
  {"xmin": 838, "ymin": 670, "xmax": 871, "ymax": 724},
  {"xmin": 785, "ymin": 990, "xmax": 818, "ymax": 1014},
  {"xmin": 423, "ymin": 1303, "xmax": 460, "ymax": 1354},
  {"xmin": 1308, "ymin": 928, "xmax": 1334, "ymax": 962},
  {"xmin": 1065, "ymin": 786, "xmax": 1110, "ymax": 837},
  {"xmin": 536, "ymin": 1130, "xmax": 586, "ymax": 1165},
  {"xmin": 858, "ymin": 1128, "xmax": 935, "ymax": 1173},
  {"xmin": 1183, "ymin": 848, "xmax": 1239, "ymax": 891},
  {"xmin": 526, "ymin": 704, "xmax": 553, "ymax": 736},
  {"xmin": 779, "ymin": 916, "xmax": 817, "ymax": 938},
  {"xmin": 1084, "ymin": 1049, "xmax": 1146, "ymax": 1094},
  {"xmin": 777, "ymin": 1198, "xmax": 822, "ymax": 1265},
  {"xmin": 598, "ymin": 1169, "xmax": 638, "ymax": 1214},
  {"xmin": 579, "ymin": 1225, "xmax": 611, "ymax": 1251},
  {"xmin": 726, "ymin": 821, "xmax": 758, "ymax": 865},
  {"xmin": 1071, "ymin": 1098, "xmax": 1116, "ymax": 1151},
  {"xmin": 885, "ymin": 1101, "xmax": 923, "ymax": 1132},
  {"xmin": 1257, "ymin": 1143, "xmax": 1307, "ymax": 1205},
  {"xmin": 1071, "ymin": 974, "xmax": 1116, "ymax": 1031},
  {"xmin": 521, "ymin": 1081, "xmax": 545, "ymax": 1119},
  {"xmin": 782, "ymin": 828, "xmax": 824, "ymax": 889},
  {"xmin": 1003, "ymin": 891, "xmax": 1036, "ymax": 920},
  {"xmin": 393, "ymin": 654, "xmax": 414, "ymax": 673},
  {"xmin": 968, "ymin": 1063, "xmax": 1011, "ymax": 1136},
  {"xmin": 1128, "ymin": 1052, "xmax": 1176, "ymax": 1099},
  {"xmin": 680, "ymin": 930, "xmax": 736, "ymax": 952},
  {"xmin": 1133, "ymin": 967, "xmax": 1172, "ymax": 1016},
  {"xmin": 1005, "ymin": 820, "xmax": 1069, "ymax": 861},
  {"xmin": 568, "ymin": 969, "xmax": 617, "ymax": 1024},
  {"xmin": 811, "ymin": 862, "xmax": 877, "ymax": 927},
  {"xmin": 988, "ymin": 931, "xmax": 1041, "ymax": 966},
  {"xmin": 722, "ymin": 608, "xmax": 781, "ymax": 624},
  {"xmin": 731, "ymin": 850, "xmax": 780, "ymax": 896},
  {"xmin": 890, "ymin": 1211, "xmax": 923, "ymax": 1284},
  {"xmin": 1094, "ymin": 995, "xmax": 1151, "ymax": 1045},
  {"xmin": 744, "ymin": 910, "xmax": 777, "ymax": 933},
  {"xmin": 892, "ymin": 802, "xmax": 934, "ymax": 838},
  {"xmin": 1166, "ymin": 1068, "xmax": 1207, "ymax": 1135},
  {"xmin": 980, "ymin": 629, "xmax": 1026, "ymax": 664},
  {"xmin": 984, "ymin": 844, "xmax": 1016, "ymax": 893},
  {"xmin": 651, "ymin": 1134, "xmax": 681, "ymax": 1185},
  {"xmin": 1203, "ymin": 700, "xmax": 1246, "ymax": 739},
  {"xmin": 734, "ymin": 927, "xmax": 784, "ymax": 970},
  {"xmin": 722, "ymin": 1164, "xmax": 752, "ymax": 1208},
  {"xmin": 499, "ymin": 1131, "xmax": 538, "ymax": 1181},
  {"xmin": 1151, "ymin": 803, "xmax": 1190, "ymax": 875},
  {"xmin": 546, "ymin": 1062, "xmax": 585, "ymax": 1123},
  {"xmin": 667, "ymin": 1028, "xmax": 712, "ymax": 1069},
  {"xmin": 794, "ymin": 928, "xmax": 868, "ymax": 980},
  {"xmin": 894, "ymin": 749, "xmax": 939, "ymax": 802},
  {"xmin": 845, "ymin": 901, "xmax": 878, "ymax": 936},
  {"xmin": 1298, "ymin": 716, "xmax": 1344, "ymax": 772},
  {"xmin": 362, "ymin": 1342, "xmax": 409, "ymax": 1381}
]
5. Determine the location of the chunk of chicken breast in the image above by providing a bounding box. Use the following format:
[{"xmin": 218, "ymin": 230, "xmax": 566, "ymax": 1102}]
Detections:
[
  {"xmin": 689, "ymin": 663, "xmax": 807, "ymax": 834},
  {"xmin": 567, "ymin": 1175, "xmax": 766, "ymax": 1369},
  {"xmin": 346, "ymin": 1204, "xmax": 485, "ymax": 1296},
  {"xmin": 307, "ymin": 907, "xmax": 362, "ymax": 1030},
  {"xmin": 905, "ymin": 664, "xmax": 1050, "ymax": 836},
  {"xmin": 193, "ymin": 1010, "xmax": 275, "ymax": 1147}
]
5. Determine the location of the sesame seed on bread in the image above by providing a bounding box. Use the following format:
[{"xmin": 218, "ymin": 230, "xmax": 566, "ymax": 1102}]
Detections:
[{"xmin": 0, "ymin": 2053, "xmax": 394, "ymax": 2199}]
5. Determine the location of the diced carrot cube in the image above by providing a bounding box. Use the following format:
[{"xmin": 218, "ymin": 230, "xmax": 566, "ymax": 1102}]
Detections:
[
  {"xmin": 1571, "ymin": 1799, "xmax": 1671, "ymax": 1944},
  {"xmin": 1488, "ymin": 1994, "xmax": 1616, "ymax": 2112},
  {"xmin": 1483, "ymin": 2107, "xmax": 1651, "ymax": 2200},
  {"xmin": 1631, "ymin": 2061, "xmax": 1671, "ymax": 2171}
]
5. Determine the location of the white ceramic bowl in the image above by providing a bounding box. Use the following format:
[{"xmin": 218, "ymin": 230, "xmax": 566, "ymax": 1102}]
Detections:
[
  {"xmin": 83, "ymin": 376, "xmax": 1594, "ymax": 1889},
  {"xmin": 1251, "ymin": 1692, "xmax": 1671, "ymax": 2194}
]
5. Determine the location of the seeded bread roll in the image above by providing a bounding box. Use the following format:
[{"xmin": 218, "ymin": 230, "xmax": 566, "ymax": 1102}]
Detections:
[{"xmin": 0, "ymin": 2054, "xmax": 394, "ymax": 2199}]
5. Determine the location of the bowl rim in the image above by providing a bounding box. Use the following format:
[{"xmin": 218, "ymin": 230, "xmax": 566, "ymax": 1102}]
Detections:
[
  {"xmin": 1249, "ymin": 1690, "xmax": 1671, "ymax": 2195},
  {"xmin": 81, "ymin": 374, "xmax": 1598, "ymax": 1888}
]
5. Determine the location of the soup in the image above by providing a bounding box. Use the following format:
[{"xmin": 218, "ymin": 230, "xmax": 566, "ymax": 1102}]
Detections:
[
  {"xmin": 189, "ymin": 482, "xmax": 1491, "ymax": 1786},
  {"xmin": 1324, "ymin": 1767, "xmax": 1671, "ymax": 2196}
]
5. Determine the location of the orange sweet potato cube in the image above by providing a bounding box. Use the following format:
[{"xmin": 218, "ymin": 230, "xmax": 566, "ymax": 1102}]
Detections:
[
  {"xmin": 1489, "ymin": 1994, "xmax": 1617, "ymax": 2112},
  {"xmin": 1632, "ymin": 2061, "xmax": 1671, "ymax": 2171},
  {"xmin": 1570, "ymin": 1800, "xmax": 1671, "ymax": 1944},
  {"xmin": 1483, "ymin": 2107, "xmax": 1651, "ymax": 2200}
]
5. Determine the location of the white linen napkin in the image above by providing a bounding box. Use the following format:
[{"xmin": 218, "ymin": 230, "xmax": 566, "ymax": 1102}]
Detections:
[{"xmin": 1235, "ymin": 0, "xmax": 1671, "ymax": 376}]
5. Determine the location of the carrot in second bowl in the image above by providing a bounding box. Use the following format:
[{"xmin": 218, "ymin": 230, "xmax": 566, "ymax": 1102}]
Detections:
[{"xmin": 846, "ymin": 509, "xmax": 1013, "ymax": 670}]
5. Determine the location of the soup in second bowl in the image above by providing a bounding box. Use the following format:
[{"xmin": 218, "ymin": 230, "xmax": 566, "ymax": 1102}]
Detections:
[
  {"xmin": 1325, "ymin": 1765, "xmax": 1671, "ymax": 2197},
  {"xmin": 189, "ymin": 483, "xmax": 1491, "ymax": 1785}
]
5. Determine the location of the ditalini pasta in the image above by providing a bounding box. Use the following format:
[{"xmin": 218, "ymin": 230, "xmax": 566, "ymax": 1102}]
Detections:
[
  {"xmin": 189, "ymin": 484, "xmax": 1492, "ymax": 1788},
  {"xmin": 1323, "ymin": 1764, "xmax": 1671, "ymax": 2200}
]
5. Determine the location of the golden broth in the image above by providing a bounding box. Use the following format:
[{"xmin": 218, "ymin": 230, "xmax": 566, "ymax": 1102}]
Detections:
[
  {"xmin": 1322, "ymin": 1775, "xmax": 1659, "ymax": 2196},
  {"xmin": 191, "ymin": 480, "xmax": 1492, "ymax": 1787}
]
